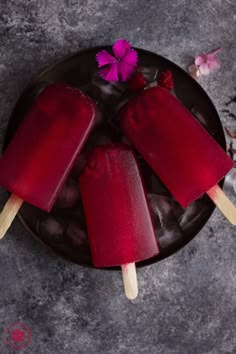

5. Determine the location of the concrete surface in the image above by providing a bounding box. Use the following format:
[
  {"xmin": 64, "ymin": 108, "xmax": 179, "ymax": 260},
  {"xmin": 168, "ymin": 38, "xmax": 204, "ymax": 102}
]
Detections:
[{"xmin": 0, "ymin": 1, "xmax": 235, "ymax": 353}]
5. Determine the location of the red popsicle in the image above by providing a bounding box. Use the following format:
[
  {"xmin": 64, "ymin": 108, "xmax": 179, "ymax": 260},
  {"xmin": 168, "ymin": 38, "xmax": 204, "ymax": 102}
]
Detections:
[
  {"xmin": 120, "ymin": 86, "xmax": 236, "ymax": 224},
  {"xmin": 0, "ymin": 83, "xmax": 97, "ymax": 238},
  {"xmin": 79, "ymin": 145, "xmax": 159, "ymax": 299}
]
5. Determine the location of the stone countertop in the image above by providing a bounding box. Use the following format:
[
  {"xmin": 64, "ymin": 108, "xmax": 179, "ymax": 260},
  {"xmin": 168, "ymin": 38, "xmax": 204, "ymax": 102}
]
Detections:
[{"xmin": 0, "ymin": 1, "xmax": 235, "ymax": 353}]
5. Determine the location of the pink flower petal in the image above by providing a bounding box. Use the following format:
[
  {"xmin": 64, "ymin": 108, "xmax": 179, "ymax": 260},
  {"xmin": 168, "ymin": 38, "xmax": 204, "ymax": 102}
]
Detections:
[
  {"xmin": 208, "ymin": 47, "xmax": 221, "ymax": 57},
  {"xmin": 99, "ymin": 64, "xmax": 119, "ymax": 82},
  {"xmin": 122, "ymin": 49, "xmax": 138, "ymax": 68},
  {"xmin": 188, "ymin": 64, "xmax": 202, "ymax": 79},
  {"xmin": 117, "ymin": 61, "xmax": 136, "ymax": 81},
  {"xmin": 195, "ymin": 53, "xmax": 207, "ymax": 66},
  {"xmin": 199, "ymin": 63, "xmax": 211, "ymax": 75},
  {"xmin": 207, "ymin": 54, "xmax": 216, "ymax": 62},
  {"xmin": 96, "ymin": 50, "xmax": 116, "ymax": 68},
  {"xmin": 116, "ymin": 49, "xmax": 138, "ymax": 81},
  {"xmin": 188, "ymin": 64, "xmax": 198, "ymax": 73},
  {"xmin": 207, "ymin": 51, "xmax": 220, "ymax": 61},
  {"xmin": 207, "ymin": 57, "xmax": 221, "ymax": 70},
  {"xmin": 112, "ymin": 39, "xmax": 131, "ymax": 59},
  {"xmin": 196, "ymin": 69, "xmax": 201, "ymax": 77}
]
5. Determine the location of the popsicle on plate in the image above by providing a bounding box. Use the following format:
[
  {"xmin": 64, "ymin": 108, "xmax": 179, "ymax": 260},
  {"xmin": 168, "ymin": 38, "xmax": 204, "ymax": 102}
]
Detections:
[
  {"xmin": 79, "ymin": 145, "xmax": 159, "ymax": 299},
  {"xmin": 0, "ymin": 83, "xmax": 97, "ymax": 238},
  {"xmin": 120, "ymin": 86, "xmax": 236, "ymax": 224}
]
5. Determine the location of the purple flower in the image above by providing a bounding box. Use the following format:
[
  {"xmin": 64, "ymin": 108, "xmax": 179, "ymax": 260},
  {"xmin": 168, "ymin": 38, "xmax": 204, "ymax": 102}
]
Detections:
[
  {"xmin": 96, "ymin": 39, "xmax": 138, "ymax": 82},
  {"xmin": 188, "ymin": 48, "xmax": 221, "ymax": 79}
]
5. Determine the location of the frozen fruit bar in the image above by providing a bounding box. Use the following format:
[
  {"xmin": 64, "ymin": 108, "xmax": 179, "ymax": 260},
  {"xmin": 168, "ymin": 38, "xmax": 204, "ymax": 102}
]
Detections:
[
  {"xmin": 79, "ymin": 145, "xmax": 159, "ymax": 267},
  {"xmin": 120, "ymin": 86, "xmax": 234, "ymax": 208},
  {"xmin": 0, "ymin": 83, "xmax": 97, "ymax": 211}
]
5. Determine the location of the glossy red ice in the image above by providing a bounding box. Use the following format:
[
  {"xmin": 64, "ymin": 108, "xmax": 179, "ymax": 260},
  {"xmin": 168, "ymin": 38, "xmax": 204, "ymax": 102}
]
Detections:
[
  {"xmin": 0, "ymin": 84, "xmax": 97, "ymax": 211},
  {"xmin": 79, "ymin": 145, "xmax": 159, "ymax": 267},
  {"xmin": 120, "ymin": 86, "xmax": 234, "ymax": 208}
]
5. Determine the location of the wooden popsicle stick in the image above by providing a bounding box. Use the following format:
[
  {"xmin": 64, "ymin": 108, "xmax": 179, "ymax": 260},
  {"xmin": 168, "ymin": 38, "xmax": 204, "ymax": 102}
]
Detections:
[
  {"xmin": 207, "ymin": 184, "xmax": 236, "ymax": 225},
  {"xmin": 0, "ymin": 194, "xmax": 23, "ymax": 239},
  {"xmin": 121, "ymin": 263, "xmax": 138, "ymax": 300}
]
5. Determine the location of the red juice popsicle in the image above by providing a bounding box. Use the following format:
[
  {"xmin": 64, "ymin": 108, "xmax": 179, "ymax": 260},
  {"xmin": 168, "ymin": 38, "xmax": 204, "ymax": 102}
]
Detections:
[
  {"xmin": 79, "ymin": 145, "xmax": 159, "ymax": 299},
  {"xmin": 0, "ymin": 83, "xmax": 97, "ymax": 238},
  {"xmin": 120, "ymin": 86, "xmax": 236, "ymax": 224}
]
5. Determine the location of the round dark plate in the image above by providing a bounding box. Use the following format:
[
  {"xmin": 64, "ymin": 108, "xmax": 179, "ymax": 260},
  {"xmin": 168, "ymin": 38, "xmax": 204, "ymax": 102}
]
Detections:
[{"xmin": 3, "ymin": 47, "xmax": 226, "ymax": 268}]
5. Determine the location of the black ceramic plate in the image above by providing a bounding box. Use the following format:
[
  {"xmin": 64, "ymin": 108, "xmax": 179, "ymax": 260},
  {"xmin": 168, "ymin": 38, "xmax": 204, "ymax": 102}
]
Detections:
[{"xmin": 3, "ymin": 47, "xmax": 226, "ymax": 268}]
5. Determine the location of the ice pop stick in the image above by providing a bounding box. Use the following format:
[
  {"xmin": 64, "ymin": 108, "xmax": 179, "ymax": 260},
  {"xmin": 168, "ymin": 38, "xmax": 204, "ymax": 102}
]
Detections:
[
  {"xmin": 207, "ymin": 184, "xmax": 236, "ymax": 225},
  {"xmin": 121, "ymin": 263, "xmax": 138, "ymax": 300},
  {"xmin": 0, "ymin": 194, "xmax": 23, "ymax": 239}
]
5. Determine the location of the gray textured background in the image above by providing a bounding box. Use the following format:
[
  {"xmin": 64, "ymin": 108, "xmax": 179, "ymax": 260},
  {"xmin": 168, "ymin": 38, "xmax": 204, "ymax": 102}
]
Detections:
[{"xmin": 0, "ymin": 1, "xmax": 236, "ymax": 353}]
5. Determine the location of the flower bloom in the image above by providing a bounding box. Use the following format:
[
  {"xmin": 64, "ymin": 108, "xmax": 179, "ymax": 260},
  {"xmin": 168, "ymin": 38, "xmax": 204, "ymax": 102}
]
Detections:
[
  {"xmin": 188, "ymin": 48, "xmax": 221, "ymax": 79},
  {"xmin": 96, "ymin": 39, "xmax": 138, "ymax": 82}
]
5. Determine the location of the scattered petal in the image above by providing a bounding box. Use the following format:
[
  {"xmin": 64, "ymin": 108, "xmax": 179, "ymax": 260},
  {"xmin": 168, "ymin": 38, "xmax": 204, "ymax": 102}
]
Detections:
[
  {"xmin": 199, "ymin": 62, "xmax": 211, "ymax": 75},
  {"xmin": 188, "ymin": 64, "xmax": 202, "ymax": 79},
  {"xmin": 188, "ymin": 64, "xmax": 197, "ymax": 73},
  {"xmin": 191, "ymin": 47, "xmax": 221, "ymax": 78},
  {"xmin": 195, "ymin": 53, "xmax": 207, "ymax": 66},
  {"xmin": 209, "ymin": 47, "xmax": 221, "ymax": 56},
  {"xmin": 208, "ymin": 57, "xmax": 221, "ymax": 70}
]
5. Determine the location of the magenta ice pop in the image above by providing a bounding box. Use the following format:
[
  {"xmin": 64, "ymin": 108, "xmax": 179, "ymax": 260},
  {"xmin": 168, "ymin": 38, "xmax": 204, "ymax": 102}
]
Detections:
[
  {"xmin": 120, "ymin": 86, "xmax": 234, "ymax": 206},
  {"xmin": 0, "ymin": 83, "xmax": 97, "ymax": 211},
  {"xmin": 0, "ymin": 83, "xmax": 97, "ymax": 240},
  {"xmin": 79, "ymin": 145, "xmax": 159, "ymax": 267}
]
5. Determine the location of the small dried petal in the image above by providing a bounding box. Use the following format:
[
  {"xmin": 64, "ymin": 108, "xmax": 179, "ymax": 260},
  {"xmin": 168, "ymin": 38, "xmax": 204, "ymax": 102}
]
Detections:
[
  {"xmin": 195, "ymin": 53, "xmax": 207, "ymax": 66},
  {"xmin": 192, "ymin": 48, "xmax": 221, "ymax": 77},
  {"xmin": 199, "ymin": 63, "xmax": 211, "ymax": 75},
  {"xmin": 207, "ymin": 57, "xmax": 221, "ymax": 70},
  {"xmin": 188, "ymin": 64, "xmax": 201, "ymax": 80}
]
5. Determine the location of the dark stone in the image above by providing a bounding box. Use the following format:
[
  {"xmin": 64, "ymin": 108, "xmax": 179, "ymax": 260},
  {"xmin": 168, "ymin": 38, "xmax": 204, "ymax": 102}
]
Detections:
[{"xmin": 0, "ymin": 1, "xmax": 235, "ymax": 354}]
